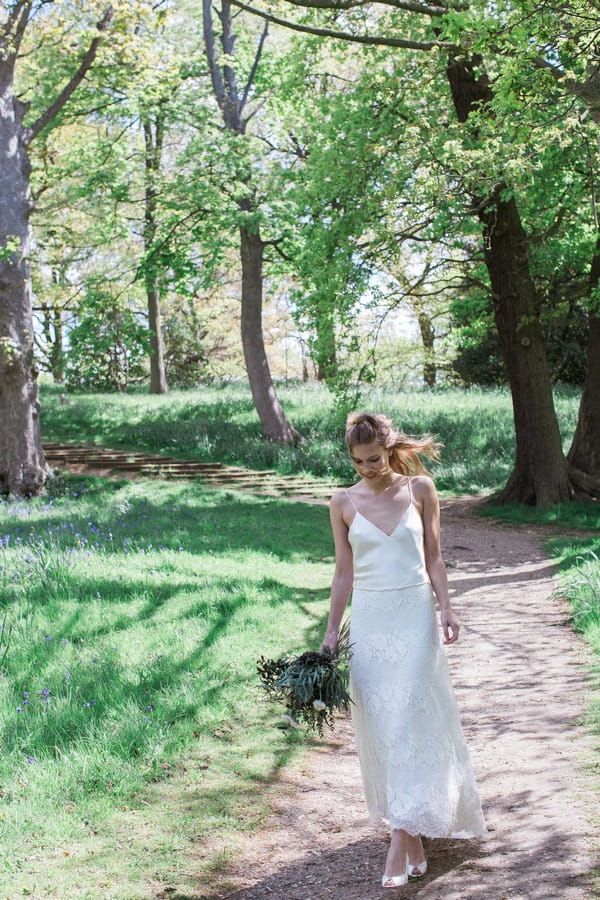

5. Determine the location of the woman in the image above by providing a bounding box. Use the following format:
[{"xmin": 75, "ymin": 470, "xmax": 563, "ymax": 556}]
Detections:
[{"xmin": 321, "ymin": 412, "xmax": 486, "ymax": 888}]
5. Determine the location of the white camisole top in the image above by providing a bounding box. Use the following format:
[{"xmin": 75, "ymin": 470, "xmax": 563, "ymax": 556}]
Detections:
[{"xmin": 345, "ymin": 478, "xmax": 431, "ymax": 592}]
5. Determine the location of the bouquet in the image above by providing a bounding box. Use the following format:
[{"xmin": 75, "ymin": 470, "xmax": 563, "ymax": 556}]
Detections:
[{"xmin": 256, "ymin": 622, "xmax": 353, "ymax": 735}]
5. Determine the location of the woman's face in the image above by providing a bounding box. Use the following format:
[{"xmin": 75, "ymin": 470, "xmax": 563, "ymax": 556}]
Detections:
[{"xmin": 349, "ymin": 441, "xmax": 391, "ymax": 481}]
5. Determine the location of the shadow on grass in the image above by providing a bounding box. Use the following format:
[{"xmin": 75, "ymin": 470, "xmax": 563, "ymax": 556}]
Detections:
[
  {"xmin": 545, "ymin": 536, "xmax": 600, "ymax": 573},
  {"xmin": 2, "ymin": 567, "xmax": 330, "ymax": 766},
  {"xmin": 2, "ymin": 479, "xmax": 333, "ymax": 564},
  {"xmin": 0, "ymin": 474, "xmax": 334, "ymax": 845}
]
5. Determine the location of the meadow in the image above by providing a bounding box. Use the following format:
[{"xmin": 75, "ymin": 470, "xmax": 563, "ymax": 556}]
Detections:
[
  {"xmin": 0, "ymin": 477, "xmax": 333, "ymax": 896},
  {"xmin": 0, "ymin": 381, "xmax": 596, "ymax": 896},
  {"xmin": 40, "ymin": 381, "xmax": 581, "ymax": 493}
]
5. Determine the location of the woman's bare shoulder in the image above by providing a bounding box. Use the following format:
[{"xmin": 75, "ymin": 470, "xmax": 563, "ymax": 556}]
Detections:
[
  {"xmin": 330, "ymin": 488, "xmax": 352, "ymax": 510},
  {"xmin": 410, "ymin": 474, "xmax": 437, "ymax": 499}
]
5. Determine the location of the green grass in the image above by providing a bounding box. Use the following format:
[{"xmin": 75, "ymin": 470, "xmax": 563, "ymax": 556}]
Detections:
[
  {"xmin": 550, "ymin": 537, "xmax": 600, "ymax": 740},
  {"xmin": 479, "ymin": 500, "xmax": 600, "ymax": 532},
  {"xmin": 0, "ymin": 475, "xmax": 333, "ymax": 896},
  {"xmin": 41, "ymin": 381, "xmax": 581, "ymax": 494}
]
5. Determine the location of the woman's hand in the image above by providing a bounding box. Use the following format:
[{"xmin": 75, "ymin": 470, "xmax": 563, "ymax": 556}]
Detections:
[
  {"xmin": 441, "ymin": 608, "xmax": 461, "ymax": 645},
  {"xmin": 320, "ymin": 628, "xmax": 338, "ymax": 654}
]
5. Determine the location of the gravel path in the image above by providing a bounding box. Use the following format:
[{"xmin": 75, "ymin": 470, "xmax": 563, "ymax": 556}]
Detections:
[{"xmin": 213, "ymin": 498, "xmax": 598, "ymax": 900}]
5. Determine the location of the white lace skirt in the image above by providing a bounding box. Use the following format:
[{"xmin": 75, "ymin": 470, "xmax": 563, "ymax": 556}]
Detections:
[{"xmin": 349, "ymin": 582, "xmax": 487, "ymax": 838}]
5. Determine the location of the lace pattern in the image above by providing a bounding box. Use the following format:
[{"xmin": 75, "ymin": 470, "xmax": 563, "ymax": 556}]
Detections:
[{"xmin": 350, "ymin": 581, "xmax": 487, "ymax": 838}]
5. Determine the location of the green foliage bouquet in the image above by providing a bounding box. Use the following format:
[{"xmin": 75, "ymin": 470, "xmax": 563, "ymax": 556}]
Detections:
[{"xmin": 256, "ymin": 623, "xmax": 352, "ymax": 735}]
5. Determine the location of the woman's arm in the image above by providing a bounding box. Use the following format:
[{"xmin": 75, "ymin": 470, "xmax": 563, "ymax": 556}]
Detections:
[
  {"xmin": 414, "ymin": 476, "xmax": 461, "ymax": 645},
  {"xmin": 321, "ymin": 492, "xmax": 354, "ymax": 652}
]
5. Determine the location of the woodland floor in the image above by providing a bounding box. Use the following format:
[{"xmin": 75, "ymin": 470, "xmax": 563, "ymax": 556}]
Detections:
[{"xmin": 197, "ymin": 497, "xmax": 599, "ymax": 900}]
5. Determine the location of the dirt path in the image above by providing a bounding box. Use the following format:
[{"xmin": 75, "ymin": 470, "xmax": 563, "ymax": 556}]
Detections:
[{"xmin": 210, "ymin": 498, "xmax": 598, "ymax": 900}]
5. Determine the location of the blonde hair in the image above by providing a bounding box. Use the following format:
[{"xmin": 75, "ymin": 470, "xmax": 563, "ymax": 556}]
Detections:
[{"xmin": 345, "ymin": 411, "xmax": 441, "ymax": 477}]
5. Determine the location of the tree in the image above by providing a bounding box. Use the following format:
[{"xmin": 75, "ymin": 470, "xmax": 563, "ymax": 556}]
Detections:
[
  {"xmin": 0, "ymin": 1, "xmax": 119, "ymax": 495},
  {"xmin": 142, "ymin": 104, "xmax": 169, "ymax": 394},
  {"xmin": 65, "ymin": 281, "xmax": 149, "ymax": 391},
  {"xmin": 231, "ymin": 0, "xmax": 600, "ymax": 502},
  {"xmin": 202, "ymin": 0, "xmax": 300, "ymax": 443}
]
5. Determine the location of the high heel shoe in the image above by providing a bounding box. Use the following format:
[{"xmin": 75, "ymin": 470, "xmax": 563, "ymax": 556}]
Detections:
[
  {"xmin": 382, "ymin": 854, "xmax": 409, "ymax": 888},
  {"xmin": 407, "ymin": 857, "xmax": 428, "ymax": 879}
]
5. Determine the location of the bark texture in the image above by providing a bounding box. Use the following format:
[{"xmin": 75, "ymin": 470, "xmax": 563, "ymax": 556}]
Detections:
[
  {"xmin": 0, "ymin": 65, "xmax": 49, "ymax": 494},
  {"xmin": 143, "ymin": 115, "xmax": 168, "ymax": 395},
  {"xmin": 240, "ymin": 227, "xmax": 300, "ymax": 443},
  {"xmin": 446, "ymin": 57, "xmax": 572, "ymax": 505}
]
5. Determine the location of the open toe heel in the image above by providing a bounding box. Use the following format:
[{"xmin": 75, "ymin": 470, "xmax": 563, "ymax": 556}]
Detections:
[
  {"xmin": 407, "ymin": 858, "xmax": 428, "ymax": 879},
  {"xmin": 382, "ymin": 854, "xmax": 409, "ymax": 888}
]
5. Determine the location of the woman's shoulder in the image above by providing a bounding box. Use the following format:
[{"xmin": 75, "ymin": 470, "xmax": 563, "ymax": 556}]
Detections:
[
  {"xmin": 409, "ymin": 474, "xmax": 437, "ymax": 498},
  {"xmin": 330, "ymin": 487, "xmax": 353, "ymax": 509}
]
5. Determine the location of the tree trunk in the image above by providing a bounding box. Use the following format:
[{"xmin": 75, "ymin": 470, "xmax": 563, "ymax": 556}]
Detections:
[
  {"xmin": 147, "ymin": 277, "xmax": 168, "ymax": 394},
  {"xmin": 240, "ymin": 226, "xmax": 300, "ymax": 444},
  {"xmin": 479, "ymin": 193, "xmax": 571, "ymax": 503},
  {"xmin": 315, "ymin": 304, "xmax": 338, "ymax": 381},
  {"xmin": 446, "ymin": 57, "xmax": 572, "ymax": 505},
  {"xmin": 50, "ymin": 302, "xmax": 65, "ymax": 383},
  {"xmin": 143, "ymin": 115, "xmax": 168, "ymax": 395},
  {"xmin": 414, "ymin": 307, "xmax": 436, "ymax": 387},
  {"xmin": 44, "ymin": 271, "xmax": 65, "ymax": 383},
  {"xmin": 0, "ymin": 72, "xmax": 49, "ymax": 495},
  {"xmin": 203, "ymin": 0, "xmax": 299, "ymax": 443},
  {"xmin": 567, "ymin": 236, "xmax": 600, "ymax": 479}
]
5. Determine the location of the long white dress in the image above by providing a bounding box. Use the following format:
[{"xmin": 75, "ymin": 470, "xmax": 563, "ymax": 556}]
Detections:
[{"xmin": 346, "ymin": 480, "xmax": 487, "ymax": 838}]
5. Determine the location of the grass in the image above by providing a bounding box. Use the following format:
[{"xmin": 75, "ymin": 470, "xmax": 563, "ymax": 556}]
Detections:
[
  {"xmin": 551, "ymin": 538, "xmax": 600, "ymax": 754},
  {"xmin": 479, "ymin": 500, "xmax": 600, "ymax": 532},
  {"xmin": 0, "ymin": 474, "xmax": 334, "ymax": 897},
  {"xmin": 8, "ymin": 380, "xmax": 595, "ymax": 893},
  {"xmin": 41, "ymin": 381, "xmax": 581, "ymax": 494}
]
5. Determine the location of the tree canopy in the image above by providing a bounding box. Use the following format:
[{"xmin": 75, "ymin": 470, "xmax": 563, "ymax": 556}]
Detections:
[{"xmin": 1, "ymin": 0, "xmax": 600, "ymax": 502}]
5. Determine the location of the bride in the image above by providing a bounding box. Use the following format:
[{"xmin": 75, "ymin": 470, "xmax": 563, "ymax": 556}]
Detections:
[{"xmin": 321, "ymin": 411, "xmax": 486, "ymax": 888}]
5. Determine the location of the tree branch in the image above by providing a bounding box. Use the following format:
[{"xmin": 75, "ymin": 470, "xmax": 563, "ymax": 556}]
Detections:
[
  {"xmin": 2, "ymin": 0, "xmax": 29, "ymax": 39},
  {"xmin": 240, "ymin": 20, "xmax": 268, "ymax": 117},
  {"xmin": 24, "ymin": 7, "xmax": 113, "ymax": 144},
  {"xmin": 231, "ymin": 0, "xmax": 600, "ymax": 122},
  {"xmin": 280, "ymin": 0, "xmax": 445, "ymax": 14},
  {"xmin": 219, "ymin": 0, "xmax": 240, "ymax": 112},
  {"xmin": 202, "ymin": 0, "xmax": 227, "ymax": 107},
  {"xmin": 531, "ymin": 54, "xmax": 600, "ymax": 123},
  {"xmin": 227, "ymin": 0, "xmax": 454, "ymax": 50},
  {"xmin": 1, "ymin": 0, "xmax": 33, "ymax": 60}
]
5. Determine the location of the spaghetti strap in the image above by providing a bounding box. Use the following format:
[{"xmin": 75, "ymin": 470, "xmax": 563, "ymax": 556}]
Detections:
[
  {"xmin": 407, "ymin": 476, "xmax": 413, "ymax": 505},
  {"xmin": 344, "ymin": 489, "xmax": 358, "ymax": 511}
]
